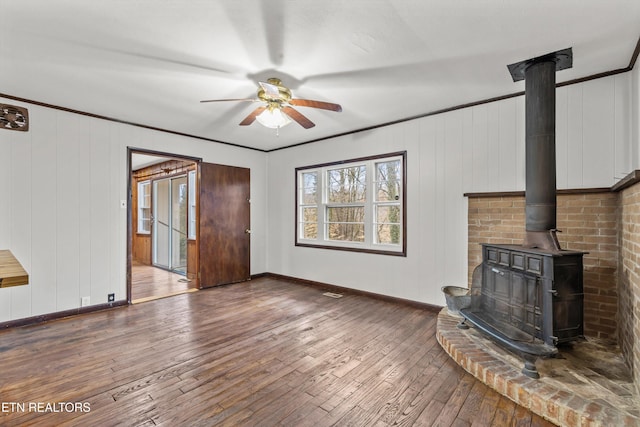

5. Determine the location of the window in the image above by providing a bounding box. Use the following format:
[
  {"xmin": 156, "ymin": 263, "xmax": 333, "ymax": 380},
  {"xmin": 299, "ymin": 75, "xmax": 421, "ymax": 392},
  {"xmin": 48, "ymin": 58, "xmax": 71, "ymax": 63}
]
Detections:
[
  {"xmin": 137, "ymin": 180, "xmax": 151, "ymax": 234},
  {"xmin": 188, "ymin": 170, "xmax": 197, "ymax": 239},
  {"xmin": 296, "ymin": 152, "xmax": 406, "ymax": 256}
]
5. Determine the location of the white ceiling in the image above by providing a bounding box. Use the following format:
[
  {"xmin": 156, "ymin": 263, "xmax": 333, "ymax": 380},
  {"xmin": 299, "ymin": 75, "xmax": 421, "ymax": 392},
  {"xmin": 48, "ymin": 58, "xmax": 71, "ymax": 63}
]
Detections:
[{"xmin": 1, "ymin": 1, "xmax": 639, "ymax": 151}]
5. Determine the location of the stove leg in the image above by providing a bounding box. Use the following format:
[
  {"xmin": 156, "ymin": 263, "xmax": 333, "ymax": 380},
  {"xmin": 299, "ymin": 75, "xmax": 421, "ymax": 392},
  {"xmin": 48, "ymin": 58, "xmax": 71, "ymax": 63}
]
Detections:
[
  {"xmin": 457, "ymin": 319, "xmax": 469, "ymax": 330},
  {"xmin": 521, "ymin": 358, "xmax": 540, "ymax": 379}
]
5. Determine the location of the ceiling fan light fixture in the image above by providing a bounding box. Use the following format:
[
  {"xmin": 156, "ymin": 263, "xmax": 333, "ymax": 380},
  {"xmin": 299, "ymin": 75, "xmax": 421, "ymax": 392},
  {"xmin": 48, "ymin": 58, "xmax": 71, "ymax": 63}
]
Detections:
[
  {"xmin": 255, "ymin": 106, "xmax": 291, "ymax": 129},
  {"xmin": 201, "ymin": 77, "xmax": 340, "ymax": 130}
]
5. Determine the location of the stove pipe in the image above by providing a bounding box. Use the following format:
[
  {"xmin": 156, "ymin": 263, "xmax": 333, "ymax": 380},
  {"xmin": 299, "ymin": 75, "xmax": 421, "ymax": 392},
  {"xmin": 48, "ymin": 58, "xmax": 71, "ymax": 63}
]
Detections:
[{"xmin": 508, "ymin": 48, "xmax": 573, "ymax": 251}]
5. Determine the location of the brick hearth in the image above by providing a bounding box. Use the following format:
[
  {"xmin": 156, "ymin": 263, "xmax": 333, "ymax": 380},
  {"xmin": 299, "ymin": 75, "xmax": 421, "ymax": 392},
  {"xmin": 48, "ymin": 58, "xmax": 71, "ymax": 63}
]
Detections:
[
  {"xmin": 436, "ymin": 308, "xmax": 639, "ymax": 426},
  {"xmin": 465, "ymin": 179, "xmax": 640, "ymax": 397}
]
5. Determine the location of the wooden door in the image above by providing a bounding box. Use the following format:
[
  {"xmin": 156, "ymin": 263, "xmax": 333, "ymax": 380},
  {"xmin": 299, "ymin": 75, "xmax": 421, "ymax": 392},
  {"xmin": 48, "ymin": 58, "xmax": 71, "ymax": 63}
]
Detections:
[{"xmin": 198, "ymin": 162, "xmax": 251, "ymax": 288}]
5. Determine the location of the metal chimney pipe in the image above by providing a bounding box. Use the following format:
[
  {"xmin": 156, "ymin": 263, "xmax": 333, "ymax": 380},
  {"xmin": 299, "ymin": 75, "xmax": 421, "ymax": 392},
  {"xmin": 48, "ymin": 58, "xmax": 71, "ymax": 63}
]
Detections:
[
  {"xmin": 524, "ymin": 59, "xmax": 557, "ymax": 233},
  {"xmin": 508, "ymin": 48, "xmax": 572, "ymax": 251}
]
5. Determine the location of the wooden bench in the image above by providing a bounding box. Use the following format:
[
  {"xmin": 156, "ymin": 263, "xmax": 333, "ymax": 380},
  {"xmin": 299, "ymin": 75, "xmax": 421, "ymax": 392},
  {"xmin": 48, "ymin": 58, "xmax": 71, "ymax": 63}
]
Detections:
[{"xmin": 0, "ymin": 250, "xmax": 29, "ymax": 288}]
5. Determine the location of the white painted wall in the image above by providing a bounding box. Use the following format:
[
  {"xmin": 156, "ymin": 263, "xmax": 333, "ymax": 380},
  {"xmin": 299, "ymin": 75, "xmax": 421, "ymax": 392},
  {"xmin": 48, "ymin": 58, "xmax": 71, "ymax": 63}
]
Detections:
[
  {"xmin": 0, "ymin": 71, "xmax": 633, "ymax": 322},
  {"xmin": 0, "ymin": 99, "xmax": 268, "ymax": 322},
  {"xmin": 266, "ymin": 73, "xmax": 633, "ymax": 306}
]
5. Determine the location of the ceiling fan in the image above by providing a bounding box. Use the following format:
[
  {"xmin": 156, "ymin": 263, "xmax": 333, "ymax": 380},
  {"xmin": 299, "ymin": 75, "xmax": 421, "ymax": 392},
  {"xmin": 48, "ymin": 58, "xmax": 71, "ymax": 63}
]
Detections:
[{"xmin": 200, "ymin": 78, "xmax": 342, "ymax": 130}]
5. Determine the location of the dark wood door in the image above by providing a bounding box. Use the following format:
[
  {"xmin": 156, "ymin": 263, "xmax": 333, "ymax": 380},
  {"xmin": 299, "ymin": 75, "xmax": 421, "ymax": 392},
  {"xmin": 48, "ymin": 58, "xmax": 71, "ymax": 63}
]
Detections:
[{"xmin": 198, "ymin": 162, "xmax": 251, "ymax": 288}]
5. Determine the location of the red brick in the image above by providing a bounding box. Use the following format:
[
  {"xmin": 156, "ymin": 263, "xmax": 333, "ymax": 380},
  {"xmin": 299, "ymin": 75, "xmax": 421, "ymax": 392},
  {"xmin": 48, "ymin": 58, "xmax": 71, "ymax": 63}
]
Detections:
[
  {"xmin": 545, "ymin": 390, "xmax": 572, "ymax": 424},
  {"xmin": 467, "ymin": 187, "xmax": 640, "ymax": 395}
]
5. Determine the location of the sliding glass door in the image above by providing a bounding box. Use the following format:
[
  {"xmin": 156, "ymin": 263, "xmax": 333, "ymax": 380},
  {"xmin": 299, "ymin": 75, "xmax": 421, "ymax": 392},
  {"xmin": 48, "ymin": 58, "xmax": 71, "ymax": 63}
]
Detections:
[{"xmin": 153, "ymin": 176, "xmax": 188, "ymax": 274}]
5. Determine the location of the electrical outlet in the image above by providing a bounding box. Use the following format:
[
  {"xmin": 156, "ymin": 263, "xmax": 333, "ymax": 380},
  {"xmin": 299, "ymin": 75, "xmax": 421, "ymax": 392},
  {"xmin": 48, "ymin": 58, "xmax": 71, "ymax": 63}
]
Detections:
[
  {"xmin": 108, "ymin": 293, "xmax": 115, "ymax": 302},
  {"xmin": 81, "ymin": 296, "xmax": 90, "ymax": 307}
]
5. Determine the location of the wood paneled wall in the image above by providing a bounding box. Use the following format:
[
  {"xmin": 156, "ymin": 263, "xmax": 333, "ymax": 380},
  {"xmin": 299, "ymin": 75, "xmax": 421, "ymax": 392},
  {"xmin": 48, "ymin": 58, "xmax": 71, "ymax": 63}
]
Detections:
[
  {"xmin": 0, "ymin": 99, "xmax": 268, "ymax": 322},
  {"xmin": 0, "ymin": 69, "xmax": 636, "ymax": 324},
  {"xmin": 266, "ymin": 73, "xmax": 633, "ymax": 307}
]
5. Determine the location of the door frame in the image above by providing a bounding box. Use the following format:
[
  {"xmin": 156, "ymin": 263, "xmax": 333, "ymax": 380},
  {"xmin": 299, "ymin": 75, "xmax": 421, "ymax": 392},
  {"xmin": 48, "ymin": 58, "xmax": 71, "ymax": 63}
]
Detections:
[{"xmin": 126, "ymin": 147, "xmax": 202, "ymax": 304}]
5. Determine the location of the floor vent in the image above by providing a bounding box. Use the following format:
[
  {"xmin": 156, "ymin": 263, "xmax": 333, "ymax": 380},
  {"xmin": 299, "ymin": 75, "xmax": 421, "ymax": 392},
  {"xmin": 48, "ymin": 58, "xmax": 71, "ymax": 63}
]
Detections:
[{"xmin": 323, "ymin": 292, "xmax": 343, "ymax": 299}]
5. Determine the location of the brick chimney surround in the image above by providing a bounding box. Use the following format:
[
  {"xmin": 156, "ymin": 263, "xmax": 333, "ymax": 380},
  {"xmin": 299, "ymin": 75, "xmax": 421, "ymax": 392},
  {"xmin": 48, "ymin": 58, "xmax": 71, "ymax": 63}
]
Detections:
[{"xmin": 436, "ymin": 169, "xmax": 640, "ymax": 426}]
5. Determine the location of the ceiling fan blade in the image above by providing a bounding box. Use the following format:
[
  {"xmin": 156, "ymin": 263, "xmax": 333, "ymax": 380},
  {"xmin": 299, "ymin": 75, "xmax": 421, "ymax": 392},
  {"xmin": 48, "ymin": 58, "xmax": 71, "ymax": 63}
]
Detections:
[
  {"xmin": 259, "ymin": 1, "xmax": 285, "ymax": 66},
  {"xmin": 289, "ymin": 99, "xmax": 342, "ymax": 112},
  {"xmin": 239, "ymin": 106, "xmax": 267, "ymax": 126},
  {"xmin": 282, "ymin": 106, "xmax": 315, "ymax": 129},
  {"xmin": 200, "ymin": 98, "xmax": 255, "ymax": 103}
]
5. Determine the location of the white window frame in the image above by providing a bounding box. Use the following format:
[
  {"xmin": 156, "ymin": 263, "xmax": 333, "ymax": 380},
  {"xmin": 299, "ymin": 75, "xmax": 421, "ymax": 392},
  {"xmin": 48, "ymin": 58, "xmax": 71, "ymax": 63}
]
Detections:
[
  {"xmin": 137, "ymin": 180, "xmax": 151, "ymax": 234},
  {"xmin": 296, "ymin": 152, "xmax": 406, "ymax": 256}
]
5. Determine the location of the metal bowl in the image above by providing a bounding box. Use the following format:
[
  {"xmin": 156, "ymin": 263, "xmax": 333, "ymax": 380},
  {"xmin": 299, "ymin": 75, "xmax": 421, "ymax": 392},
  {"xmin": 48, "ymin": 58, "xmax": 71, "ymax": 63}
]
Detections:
[{"xmin": 441, "ymin": 285, "xmax": 471, "ymax": 315}]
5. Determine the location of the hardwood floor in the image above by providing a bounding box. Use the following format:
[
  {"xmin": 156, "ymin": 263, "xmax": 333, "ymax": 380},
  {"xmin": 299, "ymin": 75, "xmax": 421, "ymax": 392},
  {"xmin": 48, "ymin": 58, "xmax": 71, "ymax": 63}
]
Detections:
[
  {"xmin": 0, "ymin": 277, "xmax": 555, "ymax": 426},
  {"xmin": 131, "ymin": 263, "xmax": 197, "ymax": 303}
]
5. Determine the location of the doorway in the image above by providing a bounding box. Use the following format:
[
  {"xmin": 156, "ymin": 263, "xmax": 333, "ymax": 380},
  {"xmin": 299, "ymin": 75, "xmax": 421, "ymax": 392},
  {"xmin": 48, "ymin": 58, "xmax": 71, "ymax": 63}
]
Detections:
[
  {"xmin": 128, "ymin": 150, "xmax": 200, "ymax": 303},
  {"xmin": 127, "ymin": 148, "xmax": 252, "ymax": 303}
]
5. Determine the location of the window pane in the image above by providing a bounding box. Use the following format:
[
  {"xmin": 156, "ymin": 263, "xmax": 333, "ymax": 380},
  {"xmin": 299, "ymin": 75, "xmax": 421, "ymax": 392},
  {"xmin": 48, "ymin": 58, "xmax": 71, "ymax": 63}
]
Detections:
[
  {"xmin": 376, "ymin": 223, "xmax": 401, "ymax": 244},
  {"xmin": 302, "ymin": 187, "xmax": 317, "ymax": 204},
  {"xmin": 327, "ymin": 206, "xmax": 364, "ymax": 222},
  {"xmin": 376, "ymin": 180, "xmax": 401, "ymax": 201},
  {"xmin": 188, "ymin": 170, "xmax": 196, "ymax": 239},
  {"xmin": 327, "ymin": 166, "xmax": 366, "ymax": 203},
  {"xmin": 302, "ymin": 223, "xmax": 317, "ymax": 239},
  {"xmin": 138, "ymin": 181, "xmax": 151, "ymax": 207},
  {"xmin": 376, "ymin": 160, "xmax": 401, "ymax": 181},
  {"xmin": 140, "ymin": 206, "xmax": 151, "ymax": 233},
  {"xmin": 300, "ymin": 208, "xmax": 318, "ymax": 239},
  {"xmin": 376, "ymin": 205, "xmax": 401, "ymax": 224},
  {"xmin": 138, "ymin": 181, "xmax": 151, "ymax": 234},
  {"xmin": 376, "ymin": 205, "xmax": 401, "ymax": 245},
  {"xmin": 328, "ymin": 223, "xmax": 365, "ymax": 242},
  {"xmin": 326, "ymin": 206, "xmax": 365, "ymax": 242},
  {"xmin": 189, "ymin": 206, "xmax": 196, "ymax": 238},
  {"xmin": 375, "ymin": 160, "xmax": 401, "ymax": 202},
  {"xmin": 301, "ymin": 172, "xmax": 318, "ymax": 204},
  {"xmin": 303, "ymin": 207, "xmax": 317, "ymax": 222}
]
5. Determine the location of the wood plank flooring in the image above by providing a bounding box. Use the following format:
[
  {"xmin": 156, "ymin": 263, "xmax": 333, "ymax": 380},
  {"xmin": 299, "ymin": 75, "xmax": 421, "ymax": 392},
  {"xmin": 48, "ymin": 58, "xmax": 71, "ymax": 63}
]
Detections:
[
  {"xmin": 131, "ymin": 263, "xmax": 197, "ymax": 302},
  {"xmin": 0, "ymin": 277, "xmax": 555, "ymax": 426}
]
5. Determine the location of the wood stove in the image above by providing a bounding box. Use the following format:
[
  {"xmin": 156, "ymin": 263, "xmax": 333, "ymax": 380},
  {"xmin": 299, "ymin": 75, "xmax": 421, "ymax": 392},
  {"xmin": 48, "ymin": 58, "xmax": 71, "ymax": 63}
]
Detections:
[
  {"xmin": 461, "ymin": 243, "xmax": 585, "ymax": 377},
  {"xmin": 457, "ymin": 48, "xmax": 586, "ymax": 378}
]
